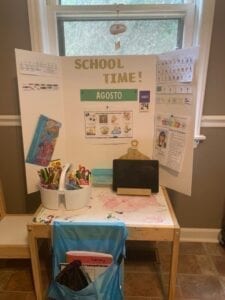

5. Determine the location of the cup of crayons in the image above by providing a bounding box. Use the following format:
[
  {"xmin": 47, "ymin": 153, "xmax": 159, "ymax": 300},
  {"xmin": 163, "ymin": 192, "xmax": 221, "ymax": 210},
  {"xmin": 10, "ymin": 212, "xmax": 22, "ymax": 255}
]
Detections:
[
  {"xmin": 38, "ymin": 160, "xmax": 62, "ymax": 190},
  {"xmin": 38, "ymin": 161, "xmax": 91, "ymax": 210},
  {"xmin": 64, "ymin": 165, "xmax": 91, "ymax": 210}
]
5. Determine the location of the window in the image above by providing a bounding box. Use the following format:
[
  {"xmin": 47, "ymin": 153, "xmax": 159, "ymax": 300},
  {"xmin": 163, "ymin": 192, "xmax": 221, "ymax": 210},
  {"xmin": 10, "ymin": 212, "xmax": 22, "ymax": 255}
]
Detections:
[
  {"xmin": 29, "ymin": 0, "xmax": 196, "ymax": 55},
  {"xmin": 58, "ymin": 18, "xmax": 183, "ymax": 56},
  {"xmin": 58, "ymin": 0, "xmax": 185, "ymax": 57},
  {"xmin": 27, "ymin": 0, "xmax": 215, "ymax": 141},
  {"xmin": 59, "ymin": 1, "xmax": 185, "ymax": 4}
]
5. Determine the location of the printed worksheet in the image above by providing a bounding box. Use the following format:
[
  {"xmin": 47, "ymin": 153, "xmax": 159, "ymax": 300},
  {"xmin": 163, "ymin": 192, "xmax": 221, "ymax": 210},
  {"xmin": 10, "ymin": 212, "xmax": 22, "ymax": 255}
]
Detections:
[
  {"xmin": 84, "ymin": 111, "xmax": 133, "ymax": 139},
  {"xmin": 19, "ymin": 55, "xmax": 59, "ymax": 76},
  {"xmin": 153, "ymin": 113, "xmax": 189, "ymax": 173}
]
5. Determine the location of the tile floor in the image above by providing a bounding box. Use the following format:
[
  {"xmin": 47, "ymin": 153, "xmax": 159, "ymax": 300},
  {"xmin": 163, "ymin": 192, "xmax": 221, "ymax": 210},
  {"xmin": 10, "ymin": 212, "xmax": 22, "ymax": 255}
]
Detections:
[{"xmin": 0, "ymin": 241, "xmax": 224, "ymax": 300}]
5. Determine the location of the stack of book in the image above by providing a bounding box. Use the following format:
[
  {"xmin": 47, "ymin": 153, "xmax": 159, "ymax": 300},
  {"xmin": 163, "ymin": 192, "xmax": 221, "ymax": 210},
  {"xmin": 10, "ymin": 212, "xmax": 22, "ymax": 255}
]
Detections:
[{"xmin": 60, "ymin": 251, "xmax": 113, "ymax": 282}]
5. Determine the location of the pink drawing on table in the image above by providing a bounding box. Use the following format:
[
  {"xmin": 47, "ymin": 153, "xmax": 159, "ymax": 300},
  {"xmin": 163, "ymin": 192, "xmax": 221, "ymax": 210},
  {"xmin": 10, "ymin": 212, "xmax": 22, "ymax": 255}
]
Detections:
[
  {"xmin": 102, "ymin": 194, "xmax": 160, "ymax": 212},
  {"xmin": 143, "ymin": 215, "xmax": 165, "ymax": 224}
]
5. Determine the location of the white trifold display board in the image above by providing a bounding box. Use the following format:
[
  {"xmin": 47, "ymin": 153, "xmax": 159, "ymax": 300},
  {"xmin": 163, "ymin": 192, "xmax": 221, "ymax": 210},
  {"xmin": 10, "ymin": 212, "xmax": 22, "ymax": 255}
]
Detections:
[{"xmin": 15, "ymin": 48, "xmax": 198, "ymax": 196}]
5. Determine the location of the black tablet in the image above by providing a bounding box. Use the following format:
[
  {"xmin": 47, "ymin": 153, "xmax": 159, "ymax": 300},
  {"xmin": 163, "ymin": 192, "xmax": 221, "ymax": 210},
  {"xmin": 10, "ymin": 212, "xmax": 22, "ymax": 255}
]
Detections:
[{"xmin": 113, "ymin": 159, "xmax": 159, "ymax": 193}]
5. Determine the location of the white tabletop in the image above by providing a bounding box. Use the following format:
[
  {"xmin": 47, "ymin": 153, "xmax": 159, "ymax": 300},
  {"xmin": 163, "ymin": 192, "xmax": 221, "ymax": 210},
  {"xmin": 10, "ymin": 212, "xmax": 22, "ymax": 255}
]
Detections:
[{"xmin": 35, "ymin": 186, "xmax": 174, "ymax": 228}]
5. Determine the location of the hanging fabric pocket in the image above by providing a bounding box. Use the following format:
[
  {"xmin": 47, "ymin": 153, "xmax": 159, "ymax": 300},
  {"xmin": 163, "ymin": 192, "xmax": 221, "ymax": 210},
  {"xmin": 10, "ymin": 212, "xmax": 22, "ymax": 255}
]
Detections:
[{"xmin": 48, "ymin": 220, "xmax": 127, "ymax": 300}]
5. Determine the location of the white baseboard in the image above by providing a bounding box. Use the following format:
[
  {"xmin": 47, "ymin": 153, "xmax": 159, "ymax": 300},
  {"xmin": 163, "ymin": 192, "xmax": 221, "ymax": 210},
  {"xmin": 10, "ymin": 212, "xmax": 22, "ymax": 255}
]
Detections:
[{"xmin": 180, "ymin": 228, "xmax": 220, "ymax": 243}]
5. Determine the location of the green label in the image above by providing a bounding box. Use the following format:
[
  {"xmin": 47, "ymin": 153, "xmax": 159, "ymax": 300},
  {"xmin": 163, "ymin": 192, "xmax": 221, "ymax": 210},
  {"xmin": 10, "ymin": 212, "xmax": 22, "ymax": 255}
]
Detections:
[{"xmin": 80, "ymin": 89, "xmax": 137, "ymax": 101}]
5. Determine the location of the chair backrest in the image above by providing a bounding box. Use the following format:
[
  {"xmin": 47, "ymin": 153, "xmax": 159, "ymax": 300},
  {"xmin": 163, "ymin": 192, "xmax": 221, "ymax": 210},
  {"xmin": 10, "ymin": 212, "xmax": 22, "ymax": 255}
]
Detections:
[{"xmin": 0, "ymin": 180, "xmax": 6, "ymax": 220}]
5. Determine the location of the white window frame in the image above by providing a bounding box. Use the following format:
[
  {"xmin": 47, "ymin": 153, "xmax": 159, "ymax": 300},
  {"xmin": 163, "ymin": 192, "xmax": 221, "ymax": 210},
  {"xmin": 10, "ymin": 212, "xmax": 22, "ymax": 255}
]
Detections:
[{"xmin": 27, "ymin": 0, "xmax": 216, "ymax": 144}]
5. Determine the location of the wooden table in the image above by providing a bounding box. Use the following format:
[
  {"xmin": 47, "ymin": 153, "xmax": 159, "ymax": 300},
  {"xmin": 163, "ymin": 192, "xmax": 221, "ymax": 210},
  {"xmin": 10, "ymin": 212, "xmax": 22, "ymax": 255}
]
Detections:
[{"xmin": 27, "ymin": 186, "xmax": 180, "ymax": 300}]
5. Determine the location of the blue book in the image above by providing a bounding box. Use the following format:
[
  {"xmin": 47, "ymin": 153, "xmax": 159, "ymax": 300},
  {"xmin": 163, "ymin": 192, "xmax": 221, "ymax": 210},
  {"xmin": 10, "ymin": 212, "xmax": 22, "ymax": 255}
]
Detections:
[{"xmin": 26, "ymin": 115, "xmax": 61, "ymax": 166}]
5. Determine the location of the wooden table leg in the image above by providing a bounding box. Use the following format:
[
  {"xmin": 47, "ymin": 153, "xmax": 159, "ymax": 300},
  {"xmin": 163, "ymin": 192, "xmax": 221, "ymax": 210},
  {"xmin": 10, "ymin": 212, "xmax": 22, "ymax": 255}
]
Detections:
[
  {"xmin": 168, "ymin": 228, "xmax": 180, "ymax": 300},
  {"xmin": 28, "ymin": 225, "xmax": 44, "ymax": 300}
]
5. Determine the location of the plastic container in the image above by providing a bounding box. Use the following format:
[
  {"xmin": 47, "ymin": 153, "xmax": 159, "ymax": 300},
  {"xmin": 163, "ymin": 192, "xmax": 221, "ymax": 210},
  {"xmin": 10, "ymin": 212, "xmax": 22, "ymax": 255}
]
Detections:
[
  {"xmin": 39, "ymin": 164, "xmax": 91, "ymax": 210},
  {"xmin": 40, "ymin": 186, "xmax": 59, "ymax": 210},
  {"xmin": 91, "ymin": 169, "xmax": 112, "ymax": 186},
  {"xmin": 64, "ymin": 185, "xmax": 91, "ymax": 210}
]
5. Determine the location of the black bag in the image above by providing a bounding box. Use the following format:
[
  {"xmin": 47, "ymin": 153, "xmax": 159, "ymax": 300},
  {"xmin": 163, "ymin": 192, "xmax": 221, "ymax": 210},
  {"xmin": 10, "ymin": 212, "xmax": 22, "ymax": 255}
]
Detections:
[{"xmin": 55, "ymin": 260, "xmax": 89, "ymax": 291}]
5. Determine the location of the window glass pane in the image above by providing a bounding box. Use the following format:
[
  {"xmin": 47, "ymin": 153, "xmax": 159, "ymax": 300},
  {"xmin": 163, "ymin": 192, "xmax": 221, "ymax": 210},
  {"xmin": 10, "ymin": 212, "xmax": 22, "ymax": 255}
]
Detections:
[
  {"xmin": 59, "ymin": 1, "xmax": 185, "ymax": 5},
  {"xmin": 60, "ymin": 19, "xmax": 182, "ymax": 56}
]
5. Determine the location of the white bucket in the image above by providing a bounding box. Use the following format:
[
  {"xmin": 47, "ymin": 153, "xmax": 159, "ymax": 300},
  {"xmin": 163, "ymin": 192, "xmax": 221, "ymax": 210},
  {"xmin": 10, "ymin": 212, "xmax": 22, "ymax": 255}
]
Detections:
[
  {"xmin": 64, "ymin": 185, "xmax": 91, "ymax": 210},
  {"xmin": 40, "ymin": 186, "xmax": 59, "ymax": 210}
]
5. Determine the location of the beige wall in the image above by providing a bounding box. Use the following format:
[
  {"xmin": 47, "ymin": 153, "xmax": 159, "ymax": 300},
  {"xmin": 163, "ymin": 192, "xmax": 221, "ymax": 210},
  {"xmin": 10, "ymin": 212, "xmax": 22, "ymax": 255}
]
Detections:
[
  {"xmin": 203, "ymin": 0, "xmax": 225, "ymax": 115},
  {"xmin": 168, "ymin": 0, "xmax": 225, "ymax": 228},
  {"xmin": 0, "ymin": 0, "xmax": 31, "ymax": 212},
  {"xmin": 0, "ymin": 0, "xmax": 224, "ymax": 227},
  {"xmin": 168, "ymin": 127, "xmax": 225, "ymax": 227}
]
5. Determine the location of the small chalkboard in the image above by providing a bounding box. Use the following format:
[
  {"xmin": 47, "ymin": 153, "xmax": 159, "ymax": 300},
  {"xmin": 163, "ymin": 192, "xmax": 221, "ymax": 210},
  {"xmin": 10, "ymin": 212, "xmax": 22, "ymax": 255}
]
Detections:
[{"xmin": 112, "ymin": 159, "xmax": 159, "ymax": 194}]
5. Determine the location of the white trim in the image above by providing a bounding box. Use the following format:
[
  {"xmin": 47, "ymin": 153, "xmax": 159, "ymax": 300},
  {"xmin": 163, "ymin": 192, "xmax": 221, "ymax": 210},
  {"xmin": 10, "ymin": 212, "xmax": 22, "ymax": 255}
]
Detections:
[
  {"xmin": 48, "ymin": 3, "xmax": 194, "ymax": 17},
  {"xmin": 194, "ymin": 114, "xmax": 225, "ymax": 144},
  {"xmin": 27, "ymin": 0, "xmax": 51, "ymax": 53},
  {"xmin": 0, "ymin": 115, "xmax": 21, "ymax": 126},
  {"xmin": 27, "ymin": 0, "xmax": 43, "ymax": 52},
  {"xmin": 180, "ymin": 227, "xmax": 220, "ymax": 243},
  {"xmin": 201, "ymin": 115, "xmax": 225, "ymax": 128},
  {"xmin": 194, "ymin": 0, "xmax": 216, "ymax": 137},
  {"xmin": 194, "ymin": 134, "xmax": 206, "ymax": 147},
  {"xmin": 194, "ymin": 134, "xmax": 206, "ymax": 141},
  {"xmin": 2, "ymin": 114, "xmax": 224, "ymax": 129}
]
